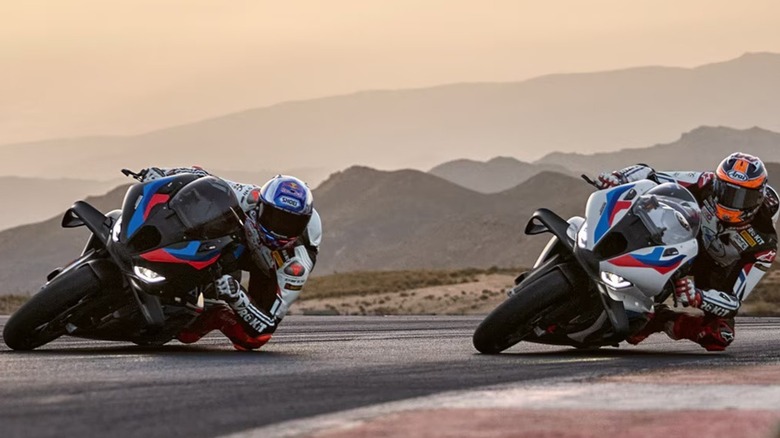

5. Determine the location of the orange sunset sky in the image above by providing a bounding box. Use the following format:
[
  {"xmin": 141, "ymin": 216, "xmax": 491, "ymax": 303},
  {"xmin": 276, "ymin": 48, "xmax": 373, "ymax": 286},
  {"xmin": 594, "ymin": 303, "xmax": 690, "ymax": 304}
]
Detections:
[{"xmin": 2, "ymin": 0, "xmax": 780, "ymax": 145}]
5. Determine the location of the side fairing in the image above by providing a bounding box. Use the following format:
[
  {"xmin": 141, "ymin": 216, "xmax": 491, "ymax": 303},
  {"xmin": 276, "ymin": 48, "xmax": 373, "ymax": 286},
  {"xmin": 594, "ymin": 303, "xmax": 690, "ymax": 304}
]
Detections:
[
  {"xmin": 583, "ymin": 180, "xmax": 656, "ymax": 249},
  {"xmin": 602, "ymin": 238, "xmax": 698, "ymax": 296}
]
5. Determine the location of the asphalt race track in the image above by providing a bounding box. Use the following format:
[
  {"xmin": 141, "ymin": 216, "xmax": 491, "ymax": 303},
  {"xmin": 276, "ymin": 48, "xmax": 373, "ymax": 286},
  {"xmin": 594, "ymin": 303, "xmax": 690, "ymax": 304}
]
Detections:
[{"xmin": 1, "ymin": 315, "xmax": 779, "ymax": 438}]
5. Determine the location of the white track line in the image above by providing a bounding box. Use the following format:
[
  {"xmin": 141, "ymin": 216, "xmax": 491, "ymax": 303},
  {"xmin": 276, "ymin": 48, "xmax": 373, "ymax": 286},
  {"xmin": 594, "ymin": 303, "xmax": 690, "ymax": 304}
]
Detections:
[{"xmin": 224, "ymin": 376, "xmax": 780, "ymax": 438}]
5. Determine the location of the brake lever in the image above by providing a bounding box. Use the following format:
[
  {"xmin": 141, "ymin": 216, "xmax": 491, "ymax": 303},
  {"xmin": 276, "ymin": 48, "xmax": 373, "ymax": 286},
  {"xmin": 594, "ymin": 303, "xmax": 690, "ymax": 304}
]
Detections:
[{"xmin": 581, "ymin": 174, "xmax": 600, "ymax": 189}]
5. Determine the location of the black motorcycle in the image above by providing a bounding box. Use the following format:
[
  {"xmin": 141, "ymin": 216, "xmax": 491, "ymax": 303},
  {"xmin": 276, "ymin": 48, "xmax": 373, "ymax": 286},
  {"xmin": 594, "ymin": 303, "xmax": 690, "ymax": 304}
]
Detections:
[{"xmin": 3, "ymin": 170, "xmax": 246, "ymax": 350}]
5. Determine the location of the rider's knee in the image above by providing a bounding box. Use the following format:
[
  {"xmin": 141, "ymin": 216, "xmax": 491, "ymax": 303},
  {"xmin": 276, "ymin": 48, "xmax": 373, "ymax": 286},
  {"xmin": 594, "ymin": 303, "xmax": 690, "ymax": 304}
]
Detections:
[
  {"xmin": 696, "ymin": 317, "xmax": 735, "ymax": 351},
  {"xmin": 231, "ymin": 334, "xmax": 272, "ymax": 351}
]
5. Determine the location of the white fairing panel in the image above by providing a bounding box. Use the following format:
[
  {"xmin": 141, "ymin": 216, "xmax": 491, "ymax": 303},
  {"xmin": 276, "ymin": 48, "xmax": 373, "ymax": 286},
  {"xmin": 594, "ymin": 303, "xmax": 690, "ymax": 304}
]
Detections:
[{"xmin": 582, "ymin": 180, "xmax": 657, "ymax": 250}]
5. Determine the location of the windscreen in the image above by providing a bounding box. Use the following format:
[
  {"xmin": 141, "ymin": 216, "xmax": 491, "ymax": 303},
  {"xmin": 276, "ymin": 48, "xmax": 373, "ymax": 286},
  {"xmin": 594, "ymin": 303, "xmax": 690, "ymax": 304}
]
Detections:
[
  {"xmin": 169, "ymin": 177, "xmax": 242, "ymax": 238},
  {"xmin": 631, "ymin": 183, "xmax": 701, "ymax": 245}
]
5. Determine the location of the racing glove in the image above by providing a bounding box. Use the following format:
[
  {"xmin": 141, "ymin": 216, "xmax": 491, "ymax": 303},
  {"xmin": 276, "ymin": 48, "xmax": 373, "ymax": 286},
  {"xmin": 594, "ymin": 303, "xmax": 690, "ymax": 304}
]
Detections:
[
  {"xmin": 674, "ymin": 278, "xmax": 740, "ymax": 318},
  {"xmin": 595, "ymin": 164, "xmax": 655, "ymax": 189},
  {"xmin": 138, "ymin": 167, "xmax": 167, "ymax": 182},
  {"xmin": 215, "ymin": 274, "xmax": 243, "ymax": 302},
  {"xmin": 596, "ymin": 171, "xmax": 624, "ymax": 189}
]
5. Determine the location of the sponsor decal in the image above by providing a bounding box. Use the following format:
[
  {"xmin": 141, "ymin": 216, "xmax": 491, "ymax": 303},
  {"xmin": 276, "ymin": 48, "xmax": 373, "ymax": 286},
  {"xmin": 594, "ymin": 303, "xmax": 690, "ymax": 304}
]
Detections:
[
  {"xmin": 743, "ymin": 228, "xmax": 765, "ymax": 246},
  {"xmin": 236, "ymin": 308, "xmax": 268, "ymax": 332},
  {"xmin": 726, "ymin": 170, "xmax": 748, "ymax": 182},
  {"xmin": 279, "ymin": 181, "xmax": 305, "ymax": 197},
  {"xmin": 285, "ymin": 276, "xmax": 306, "ymax": 286},
  {"xmin": 732, "ymin": 233, "xmax": 750, "ymax": 251},
  {"xmin": 700, "ymin": 302, "xmax": 731, "ymax": 317},
  {"xmin": 271, "ymin": 251, "xmax": 285, "ymax": 267},
  {"xmin": 739, "ymin": 230, "xmax": 757, "ymax": 247},
  {"xmin": 278, "ymin": 196, "xmax": 301, "ymax": 209},
  {"xmin": 284, "ymin": 283, "xmax": 303, "ymax": 291}
]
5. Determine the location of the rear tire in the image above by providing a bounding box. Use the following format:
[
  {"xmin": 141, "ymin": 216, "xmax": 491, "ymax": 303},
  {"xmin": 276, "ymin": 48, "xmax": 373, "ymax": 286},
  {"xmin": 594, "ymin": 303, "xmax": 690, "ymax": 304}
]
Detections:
[
  {"xmin": 473, "ymin": 269, "xmax": 572, "ymax": 354},
  {"xmin": 3, "ymin": 267, "xmax": 101, "ymax": 350}
]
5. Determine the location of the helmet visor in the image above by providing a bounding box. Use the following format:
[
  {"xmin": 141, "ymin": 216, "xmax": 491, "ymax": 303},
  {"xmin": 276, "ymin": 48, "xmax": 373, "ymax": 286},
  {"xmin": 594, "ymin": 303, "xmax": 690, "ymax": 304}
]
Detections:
[
  {"xmin": 715, "ymin": 180, "xmax": 764, "ymax": 210},
  {"xmin": 258, "ymin": 204, "xmax": 310, "ymax": 239}
]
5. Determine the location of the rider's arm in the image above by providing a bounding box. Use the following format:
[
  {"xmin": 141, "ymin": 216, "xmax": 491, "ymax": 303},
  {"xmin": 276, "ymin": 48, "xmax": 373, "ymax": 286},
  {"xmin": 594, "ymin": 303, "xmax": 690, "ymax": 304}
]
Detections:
[
  {"xmin": 138, "ymin": 167, "xmax": 263, "ymax": 212},
  {"xmin": 139, "ymin": 166, "xmax": 212, "ymax": 182},
  {"xmin": 596, "ymin": 164, "xmax": 656, "ymax": 189},
  {"xmin": 218, "ymin": 245, "xmax": 317, "ymax": 337},
  {"xmin": 682, "ymin": 249, "xmax": 777, "ymax": 318}
]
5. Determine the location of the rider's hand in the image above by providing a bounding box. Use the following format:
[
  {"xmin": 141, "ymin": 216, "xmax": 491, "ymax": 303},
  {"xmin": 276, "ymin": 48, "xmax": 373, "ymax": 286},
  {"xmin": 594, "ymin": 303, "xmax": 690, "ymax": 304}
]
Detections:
[
  {"xmin": 139, "ymin": 167, "xmax": 166, "ymax": 182},
  {"xmin": 674, "ymin": 278, "xmax": 702, "ymax": 308},
  {"xmin": 215, "ymin": 274, "xmax": 242, "ymax": 303},
  {"xmin": 595, "ymin": 172, "xmax": 624, "ymax": 189}
]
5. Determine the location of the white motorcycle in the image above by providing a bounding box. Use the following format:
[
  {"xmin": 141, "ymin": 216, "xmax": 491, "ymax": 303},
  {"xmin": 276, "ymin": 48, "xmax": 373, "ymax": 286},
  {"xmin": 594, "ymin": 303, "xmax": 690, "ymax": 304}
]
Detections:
[{"xmin": 473, "ymin": 179, "xmax": 701, "ymax": 353}]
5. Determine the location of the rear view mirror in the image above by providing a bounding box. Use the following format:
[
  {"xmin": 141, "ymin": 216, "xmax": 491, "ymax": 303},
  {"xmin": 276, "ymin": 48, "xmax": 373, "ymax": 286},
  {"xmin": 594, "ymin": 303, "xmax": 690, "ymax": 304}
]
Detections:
[{"xmin": 62, "ymin": 209, "xmax": 85, "ymax": 228}]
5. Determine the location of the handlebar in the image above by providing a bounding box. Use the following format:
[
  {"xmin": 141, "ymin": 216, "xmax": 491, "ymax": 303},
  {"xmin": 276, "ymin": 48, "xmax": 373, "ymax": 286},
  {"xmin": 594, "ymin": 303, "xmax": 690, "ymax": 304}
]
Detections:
[{"xmin": 121, "ymin": 169, "xmax": 143, "ymax": 181}]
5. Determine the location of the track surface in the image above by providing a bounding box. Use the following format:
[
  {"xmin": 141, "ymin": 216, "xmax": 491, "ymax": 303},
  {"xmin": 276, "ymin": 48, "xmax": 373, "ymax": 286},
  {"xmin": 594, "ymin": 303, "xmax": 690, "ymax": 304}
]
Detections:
[{"xmin": 1, "ymin": 315, "xmax": 779, "ymax": 438}]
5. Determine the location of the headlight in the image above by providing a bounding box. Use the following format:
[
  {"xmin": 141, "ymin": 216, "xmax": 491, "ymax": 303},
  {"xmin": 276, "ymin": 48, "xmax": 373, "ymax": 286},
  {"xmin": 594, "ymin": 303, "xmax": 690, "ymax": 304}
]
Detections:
[
  {"xmin": 600, "ymin": 271, "xmax": 632, "ymax": 289},
  {"xmin": 133, "ymin": 266, "xmax": 166, "ymax": 283}
]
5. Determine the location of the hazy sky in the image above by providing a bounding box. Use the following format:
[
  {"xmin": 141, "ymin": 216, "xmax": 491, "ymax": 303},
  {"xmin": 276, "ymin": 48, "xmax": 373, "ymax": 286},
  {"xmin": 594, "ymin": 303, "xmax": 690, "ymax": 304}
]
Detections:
[{"xmin": 2, "ymin": 0, "xmax": 780, "ymax": 144}]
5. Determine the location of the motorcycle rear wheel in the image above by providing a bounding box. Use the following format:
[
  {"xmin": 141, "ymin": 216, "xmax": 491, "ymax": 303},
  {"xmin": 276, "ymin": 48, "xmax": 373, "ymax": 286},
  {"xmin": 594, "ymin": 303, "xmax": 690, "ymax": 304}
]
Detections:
[
  {"xmin": 472, "ymin": 269, "xmax": 572, "ymax": 354},
  {"xmin": 3, "ymin": 267, "xmax": 101, "ymax": 350}
]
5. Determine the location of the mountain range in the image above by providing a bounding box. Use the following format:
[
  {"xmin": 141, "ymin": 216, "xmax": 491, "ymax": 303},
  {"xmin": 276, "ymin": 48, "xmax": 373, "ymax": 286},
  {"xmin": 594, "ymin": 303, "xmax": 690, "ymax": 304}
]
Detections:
[
  {"xmin": 2, "ymin": 53, "xmax": 780, "ymax": 179},
  {"xmin": 538, "ymin": 126, "xmax": 780, "ymax": 174},
  {"xmin": 434, "ymin": 126, "xmax": 780, "ymax": 192}
]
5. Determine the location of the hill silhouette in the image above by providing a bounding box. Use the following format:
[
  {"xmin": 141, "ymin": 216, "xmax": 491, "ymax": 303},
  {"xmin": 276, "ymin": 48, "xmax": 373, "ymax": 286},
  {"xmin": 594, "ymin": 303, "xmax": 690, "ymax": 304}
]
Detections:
[
  {"xmin": 429, "ymin": 157, "xmax": 572, "ymax": 193},
  {"xmin": 0, "ymin": 177, "xmax": 123, "ymax": 232},
  {"xmin": 2, "ymin": 53, "xmax": 780, "ymax": 178}
]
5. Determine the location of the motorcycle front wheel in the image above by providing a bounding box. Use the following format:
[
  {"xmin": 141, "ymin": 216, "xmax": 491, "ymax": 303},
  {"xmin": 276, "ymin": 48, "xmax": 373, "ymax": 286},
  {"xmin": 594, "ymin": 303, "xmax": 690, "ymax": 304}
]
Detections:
[
  {"xmin": 472, "ymin": 269, "xmax": 572, "ymax": 354},
  {"xmin": 3, "ymin": 266, "xmax": 101, "ymax": 350}
]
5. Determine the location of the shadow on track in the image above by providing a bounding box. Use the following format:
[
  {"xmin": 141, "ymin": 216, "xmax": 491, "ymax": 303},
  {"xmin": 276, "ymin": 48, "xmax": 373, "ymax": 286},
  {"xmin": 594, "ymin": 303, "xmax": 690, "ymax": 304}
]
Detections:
[
  {"xmin": 477, "ymin": 347, "xmax": 726, "ymax": 360},
  {"xmin": 0, "ymin": 343, "xmax": 299, "ymax": 358}
]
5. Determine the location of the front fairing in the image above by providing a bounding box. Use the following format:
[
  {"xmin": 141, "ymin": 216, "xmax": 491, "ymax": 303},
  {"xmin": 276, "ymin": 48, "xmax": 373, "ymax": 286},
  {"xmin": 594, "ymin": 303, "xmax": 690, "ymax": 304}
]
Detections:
[
  {"xmin": 110, "ymin": 175, "xmax": 245, "ymax": 294},
  {"xmin": 575, "ymin": 181, "xmax": 700, "ymax": 313}
]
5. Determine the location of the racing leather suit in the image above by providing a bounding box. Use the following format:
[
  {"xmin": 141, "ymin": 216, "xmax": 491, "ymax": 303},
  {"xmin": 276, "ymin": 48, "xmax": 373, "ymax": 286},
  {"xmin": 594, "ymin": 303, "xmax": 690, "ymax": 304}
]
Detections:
[
  {"xmin": 140, "ymin": 167, "xmax": 322, "ymax": 350},
  {"xmin": 605, "ymin": 165, "xmax": 778, "ymax": 351}
]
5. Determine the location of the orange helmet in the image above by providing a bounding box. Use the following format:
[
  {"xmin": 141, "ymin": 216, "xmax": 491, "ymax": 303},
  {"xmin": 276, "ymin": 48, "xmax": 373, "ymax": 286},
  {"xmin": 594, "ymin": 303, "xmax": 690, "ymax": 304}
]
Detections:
[{"xmin": 714, "ymin": 152, "xmax": 768, "ymax": 224}]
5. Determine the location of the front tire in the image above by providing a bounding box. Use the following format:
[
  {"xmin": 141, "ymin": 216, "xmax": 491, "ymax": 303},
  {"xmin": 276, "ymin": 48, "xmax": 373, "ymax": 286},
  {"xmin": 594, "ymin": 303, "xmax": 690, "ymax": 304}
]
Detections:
[
  {"xmin": 473, "ymin": 269, "xmax": 572, "ymax": 354},
  {"xmin": 3, "ymin": 267, "xmax": 101, "ymax": 350}
]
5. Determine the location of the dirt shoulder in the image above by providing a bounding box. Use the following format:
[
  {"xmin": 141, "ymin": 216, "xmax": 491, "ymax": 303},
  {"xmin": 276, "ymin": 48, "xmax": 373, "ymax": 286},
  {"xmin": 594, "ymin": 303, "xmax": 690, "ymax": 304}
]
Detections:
[{"xmin": 294, "ymin": 273, "xmax": 514, "ymax": 316}]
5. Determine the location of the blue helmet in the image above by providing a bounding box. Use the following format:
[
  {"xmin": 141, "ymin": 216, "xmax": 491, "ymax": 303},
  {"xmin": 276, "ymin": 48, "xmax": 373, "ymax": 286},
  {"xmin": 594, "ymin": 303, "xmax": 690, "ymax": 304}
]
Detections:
[{"xmin": 255, "ymin": 175, "xmax": 313, "ymax": 249}]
